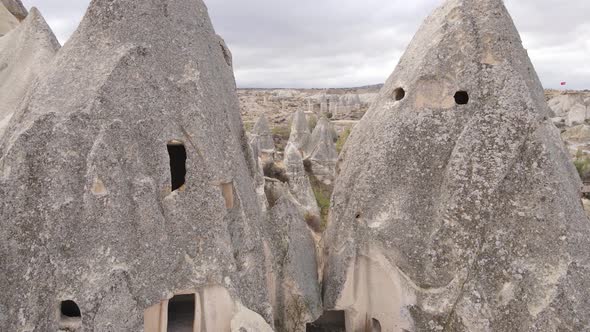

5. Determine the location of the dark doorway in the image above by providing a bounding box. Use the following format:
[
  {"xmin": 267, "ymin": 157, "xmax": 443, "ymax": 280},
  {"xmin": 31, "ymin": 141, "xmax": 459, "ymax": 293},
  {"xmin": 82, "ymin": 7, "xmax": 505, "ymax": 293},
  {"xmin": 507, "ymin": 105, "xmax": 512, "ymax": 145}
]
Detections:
[
  {"xmin": 454, "ymin": 91, "xmax": 469, "ymax": 105},
  {"xmin": 394, "ymin": 87, "xmax": 405, "ymax": 101},
  {"xmin": 371, "ymin": 318, "xmax": 382, "ymax": 332},
  {"xmin": 167, "ymin": 142, "xmax": 187, "ymax": 191},
  {"xmin": 306, "ymin": 311, "xmax": 346, "ymax": 332},
  {"xmin": 60, "ymin": 300, "xmax": 81, "ymax": 318},
  {"xmin": 167, "ymin": 294, "xmax": 195, "ymax": 332}
]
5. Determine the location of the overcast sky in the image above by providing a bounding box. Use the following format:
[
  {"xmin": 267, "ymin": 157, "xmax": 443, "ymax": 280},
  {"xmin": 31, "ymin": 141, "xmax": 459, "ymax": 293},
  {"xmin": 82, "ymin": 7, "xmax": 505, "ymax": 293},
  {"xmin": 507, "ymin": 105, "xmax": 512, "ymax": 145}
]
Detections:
[{"xmin": 21, "ymin": 0, "xmax": 590, "ymax": 89}]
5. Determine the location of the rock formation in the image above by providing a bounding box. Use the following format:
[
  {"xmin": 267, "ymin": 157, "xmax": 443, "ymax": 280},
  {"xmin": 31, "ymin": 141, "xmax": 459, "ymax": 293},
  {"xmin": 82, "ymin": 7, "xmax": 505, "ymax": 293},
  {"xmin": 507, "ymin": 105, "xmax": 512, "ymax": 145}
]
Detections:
[
  {"xmin": 266, "ymin": 196, "xmax": 322, "ymax": 332},
  {"xmin": 284, "ymin": 142, "xmax": 320, "ymax": 218},
  {"xmin": 251, "ymin": 115, "xmax": 276, "ymax": 154},
  {"xmin": 0, "ymin": 0, "xmax": 274, "ymax": 331},
  {"xmin": 1, "ymin": 0, "xmax": 27, "ymax": 21},
  {"xmin": 0, "ymin": 0, "xmax": 18, "ymax": 35},
  {"xmin": 548, "ymin": 93, "xmax": 590, "ymax": 127},
  {"xmin": 287, "ymin": 109, "xmax": 311, "ymax": 153},
  {"xmin": 0, "ymin": 8, "xmax": 59, "ymax": 138},
  {"xmin": 250, "ymin": 115, "xmax": 276, "ymax": 174},
  {"xmin": 308, "ymin": 117, "xmax": 338, "ymax": 185},
  {"xmin": 323, "ymin": 0, "xmax": 590, "ymax": 331}
]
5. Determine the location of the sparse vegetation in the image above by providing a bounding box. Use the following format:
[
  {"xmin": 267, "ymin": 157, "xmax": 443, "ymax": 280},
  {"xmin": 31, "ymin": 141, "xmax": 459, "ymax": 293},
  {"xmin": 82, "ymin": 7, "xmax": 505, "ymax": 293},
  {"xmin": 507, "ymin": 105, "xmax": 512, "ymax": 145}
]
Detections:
[
  {"xmin": 308, "ymin": 114, "xmax": 318, "ymax": 131},
  {"xmin": 336, "ymin": 127, "xmax": 351, "ymax": 154},
  {"xmin": 263, "ymin": 161, "xmax": 289, "ymax": 183},
  {"xmin": 304, "ymin": 211, "xmax": 322, "ymax": 233},
  {"xmin": 307, "ymin": 172, "xmax": 332, "ymax": 232},
  {"xmin": 243, "ymin": 121, "xmax": 254, "ymax": 133},
  {"xmin": 574, "ymin": 152, "xmax": 590, "ymax": 182},
  {"xmin": 272, "ymin": 125, "xmax": 291, "ymax": 152}
]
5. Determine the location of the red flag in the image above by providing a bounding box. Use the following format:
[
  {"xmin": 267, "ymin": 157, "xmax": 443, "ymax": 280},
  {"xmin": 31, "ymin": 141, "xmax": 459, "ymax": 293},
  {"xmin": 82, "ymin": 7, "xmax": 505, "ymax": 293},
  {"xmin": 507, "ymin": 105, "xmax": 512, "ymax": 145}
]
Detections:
[{"xmin": 561, "ymin": 82, "xmax": 567, "ymax": 86}]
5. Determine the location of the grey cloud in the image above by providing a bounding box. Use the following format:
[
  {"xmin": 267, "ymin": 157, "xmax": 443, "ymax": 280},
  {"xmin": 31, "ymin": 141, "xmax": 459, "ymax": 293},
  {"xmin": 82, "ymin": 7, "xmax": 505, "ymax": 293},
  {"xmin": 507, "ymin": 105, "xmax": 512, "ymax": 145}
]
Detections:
[{"xmin": 20, "ymin": 0, "xmax": 590, "ymax": 89}]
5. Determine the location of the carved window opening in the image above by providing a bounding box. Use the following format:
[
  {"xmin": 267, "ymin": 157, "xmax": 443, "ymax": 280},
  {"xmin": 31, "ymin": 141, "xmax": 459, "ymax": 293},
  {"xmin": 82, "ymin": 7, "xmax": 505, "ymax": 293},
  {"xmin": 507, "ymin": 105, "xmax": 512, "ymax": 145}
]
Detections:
[
  {"xmin": 167, "ymin": 294, "xmax": 196, "ymax": 331},
  {"xmin": 306, "ymin": 310, "xmax": 345, "ymax": 331},
  {"xmin": 60, "ymin": 300, "xmax": 81, "ymax": 318},
  {"xmin": 394, "ymin": 88, "xmax": 405, "ymax": 101},
  {"xmin": 167, "ymin": 141, "xmax": 187, "ymax": 191},
  {"xmin": 371, "ymin": 318, "xmax": 382, "ymax": 332},
  {"xmin": 454, "ymin": 91, "xmax": 469, "ymax": 105}
]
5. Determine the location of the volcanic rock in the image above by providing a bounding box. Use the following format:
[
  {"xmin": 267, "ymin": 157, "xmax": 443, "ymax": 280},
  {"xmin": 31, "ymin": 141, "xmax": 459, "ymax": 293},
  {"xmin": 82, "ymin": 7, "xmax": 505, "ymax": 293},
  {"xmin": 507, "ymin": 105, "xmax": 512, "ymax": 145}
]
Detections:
[
  {"xmin": 0, "ymin": 8, "xmax": 59, "ymax": 138},
  {"xmin": 287, "ymin": 109, "xmax": 311, "ymax": 153},
  {"xmin": 323, "ymin": 0, "xmax": 590, "ymax": 330},
  {"xmin": 0, "ymin": 0, "xmax": 273, "ymax": 330}
]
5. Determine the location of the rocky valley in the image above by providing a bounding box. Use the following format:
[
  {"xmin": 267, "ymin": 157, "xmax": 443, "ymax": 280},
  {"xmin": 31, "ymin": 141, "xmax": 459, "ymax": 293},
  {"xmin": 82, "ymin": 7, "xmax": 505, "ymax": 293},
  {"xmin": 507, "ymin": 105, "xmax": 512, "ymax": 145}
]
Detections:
[{"xmin": 1, "ymin": 0, "xmax": 590, "ymax": 331}]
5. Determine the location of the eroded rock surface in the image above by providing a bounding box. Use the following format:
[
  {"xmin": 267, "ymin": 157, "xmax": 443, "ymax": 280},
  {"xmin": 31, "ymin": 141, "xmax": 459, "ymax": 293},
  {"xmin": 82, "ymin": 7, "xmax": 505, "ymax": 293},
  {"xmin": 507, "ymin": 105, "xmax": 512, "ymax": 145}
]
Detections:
[
  {"xmin": 284, "ymin": 142, "xmax": 319, "ymax": 218},
  {"xmin": 287, "ymin": 109, "xmax": 312, "ymax": 153},
  {"xmin": 308, "ymin": 117, "xmax": 338, "ymax": 186},
  {"xmin": 1, "ymin": 0, "xmax": 26, "ymax": 21},
  {"xmin": 0, "ymin": 0, "xmax": 273, "ymax": 330},
  {"xmin": 0, "ymin": 0, "xmax": 18, "ymax": 36},
  {"xmin": 323, "ymin": 0, "xmax": 590, "ymax": 330},
  {"xmin": 0, "ymin": 7, "xmax": 59, "ymax": 138},
  {"xmin": 266, "ymin": 195, "xmax": 322, "ymax": 332}
]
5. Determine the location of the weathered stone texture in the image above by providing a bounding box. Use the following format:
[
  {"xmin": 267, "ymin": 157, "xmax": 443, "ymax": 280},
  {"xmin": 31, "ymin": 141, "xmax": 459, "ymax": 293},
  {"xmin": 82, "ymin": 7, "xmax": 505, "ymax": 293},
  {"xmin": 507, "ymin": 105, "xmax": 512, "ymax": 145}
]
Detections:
[
  {"xmin": 0, "ymin": 0, "xmax": 273, "ymax": 330},
  {"xmin": 323, "ymin": 0, "xmax": 590, "ymax": 330},
  {"xmin": 0, "ymin": 8, "xmax": 59, "ymax": 139}
]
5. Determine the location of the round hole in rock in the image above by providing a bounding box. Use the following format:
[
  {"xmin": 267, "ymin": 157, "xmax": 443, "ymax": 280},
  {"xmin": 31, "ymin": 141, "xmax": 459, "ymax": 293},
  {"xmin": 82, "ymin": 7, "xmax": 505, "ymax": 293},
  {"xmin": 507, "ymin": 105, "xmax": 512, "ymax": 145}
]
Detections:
[
  {"xmin": 454, "ymin": 91, "xmax": 469, "ymax": 105},
  {"xmin": 60, "ymin": 300, "xmax": 81, "ymax": 318},
  {"xmin": 393, "ymin": 88, "xmax": 405, "ymax": 101}
]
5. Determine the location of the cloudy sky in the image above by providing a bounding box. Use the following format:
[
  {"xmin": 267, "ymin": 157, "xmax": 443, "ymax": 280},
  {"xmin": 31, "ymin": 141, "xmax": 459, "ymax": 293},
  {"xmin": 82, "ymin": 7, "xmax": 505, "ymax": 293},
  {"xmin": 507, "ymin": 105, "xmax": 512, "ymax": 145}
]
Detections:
[{"xmin": 21, "ymin": 0, "xmax": 590, "ymax": 89}]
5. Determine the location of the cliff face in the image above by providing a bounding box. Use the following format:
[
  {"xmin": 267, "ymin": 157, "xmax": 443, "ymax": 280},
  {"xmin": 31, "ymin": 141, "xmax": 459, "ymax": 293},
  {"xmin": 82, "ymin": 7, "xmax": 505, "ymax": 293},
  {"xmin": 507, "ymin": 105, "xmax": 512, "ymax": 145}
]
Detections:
[{"xmin": 323, "ymin": 0, "xmax": 590, "ymax": 330}]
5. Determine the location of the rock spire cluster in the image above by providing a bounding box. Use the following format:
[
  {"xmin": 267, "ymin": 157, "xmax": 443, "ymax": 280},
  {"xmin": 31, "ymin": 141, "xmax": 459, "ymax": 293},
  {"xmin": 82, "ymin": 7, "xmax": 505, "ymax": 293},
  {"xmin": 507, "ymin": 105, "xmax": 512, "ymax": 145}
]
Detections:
[{"xmin": 1, "ymin": 0, "xmax": 588, "ymax": 331}]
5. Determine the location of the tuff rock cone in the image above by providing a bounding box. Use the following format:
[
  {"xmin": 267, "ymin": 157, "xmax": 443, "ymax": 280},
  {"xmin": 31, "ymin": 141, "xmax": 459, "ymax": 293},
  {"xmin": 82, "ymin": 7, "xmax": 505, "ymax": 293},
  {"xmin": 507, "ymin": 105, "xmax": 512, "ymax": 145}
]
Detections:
[
  {"xmin": 288, "ymin": 109, "xmax": 311, "ymax": 153},
  {"xmin": 266, "ymin": 195, "xmax": 322, "ymax": 332},
  {"xmin": 308, "ymin": 117, "xmax": 338, "ymax": 185},
  {"xmin": 0, "ymin": 0, "xmax": 273, "ymax": 330},
  {"xmin": 250, "ymin": 115, "xmax": 276, "ymax": 153},
  {"xmin": 0, "ymin": 8, "xmax": 59, "ymax": 138},
  {"xmin": 284, "ymin": 142, "xmax": 320, "ymax": 217},
  {"xmin": 323, "ymin": 0, "xmax": 590, "ymax": 331}
]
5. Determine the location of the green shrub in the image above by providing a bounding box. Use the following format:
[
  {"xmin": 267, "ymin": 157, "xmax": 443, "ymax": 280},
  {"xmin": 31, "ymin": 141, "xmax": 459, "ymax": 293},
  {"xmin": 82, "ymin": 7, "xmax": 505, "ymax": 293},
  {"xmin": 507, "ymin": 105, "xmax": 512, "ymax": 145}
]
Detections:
[
  {"xmin": 574, "ymin": 155, "xmax": 590, "ymax": 182},
  {"xmin": 308, "ymin": 173, "xmax": 332, "ymax": 232},
  {"xmin": 243, "ymin": 121, "xmax": 254, "ymax": 133},
  {"xmin": 271, "ymin": 125, "xmax": 291, "ymax": 152},
  {"xmin": 336, "ymin": 127, "xmax": 351, "ymax": 154},
  {"xmin": 308, "ymin": 114, "xmax": 318, "ymax": 131}
]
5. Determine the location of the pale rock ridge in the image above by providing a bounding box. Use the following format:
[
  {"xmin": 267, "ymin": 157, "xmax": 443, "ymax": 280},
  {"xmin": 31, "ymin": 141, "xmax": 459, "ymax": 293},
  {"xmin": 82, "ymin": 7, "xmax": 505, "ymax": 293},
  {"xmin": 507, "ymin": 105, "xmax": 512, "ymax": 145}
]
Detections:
[
  {"xmin": 0, "ymin": 0, "xmax": 274, "ymax": 330},
  {"xmin": 1, "ymin": 0, "xmax": 26, "ymax": 21},
  {"xmin": 0, "ymin": 7, "xmax": 59, "ymax": 139},
  {"xmin": 308, "ymin": 117, "xmax": 338, "ymax": 185},
  {"xmin": 250, "ymin": 115, "xmax": 275, "ymax": 153},
  {"xmin": 284, "ymin": 142, "xmax": 320, "ymax": 217},
  {"xmin": 287, "ymin": 109, "xmax": 311, "ymax": 153},
  {"xmin": 0, "ymin": 1, "xmax": 18, "ymax": 35},
  {"xmin": 323, "ymin": 0, "xmax": 590, "ymax": 330},
  {"xmin": 265, "ymin": 195, "xmax": 322, "ymax": 332}
]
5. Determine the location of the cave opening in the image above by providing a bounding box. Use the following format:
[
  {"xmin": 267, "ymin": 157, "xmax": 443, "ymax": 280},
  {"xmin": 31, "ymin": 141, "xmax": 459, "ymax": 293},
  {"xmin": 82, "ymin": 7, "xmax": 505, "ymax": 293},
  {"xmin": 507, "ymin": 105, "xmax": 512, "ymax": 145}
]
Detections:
[
  {"xmin": 454, "ymin": 91, "xmax": 469, "ymax": 105},
  {"xmin": 60, "ymin": 300, "xmax": 81, "ymax": 318},
  {"xmin": 394, "ymin": 87, "xmax": 406, "ymax": 101},
  {"xmin": 371, "ymin": 318, "xmax": 382, "ymax": 332},
  {"xmin": 167, "ymin": 294, "xmax": 195, "ymax": 332},
  {"xmin": 306, "ymin": 310, "xmax": 346, "ymax": 332},
  {"xmin": 167, "ymin": 141, "xmax": 187, "ymax": 191}
]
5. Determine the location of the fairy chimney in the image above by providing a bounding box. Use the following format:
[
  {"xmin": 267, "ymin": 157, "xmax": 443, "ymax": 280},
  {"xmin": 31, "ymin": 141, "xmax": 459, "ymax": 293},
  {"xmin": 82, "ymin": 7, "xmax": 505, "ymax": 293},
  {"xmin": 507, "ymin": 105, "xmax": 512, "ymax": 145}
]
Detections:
[{"xmin": 322, "ymin": 0, "xmax": 590, "ymax": 330}]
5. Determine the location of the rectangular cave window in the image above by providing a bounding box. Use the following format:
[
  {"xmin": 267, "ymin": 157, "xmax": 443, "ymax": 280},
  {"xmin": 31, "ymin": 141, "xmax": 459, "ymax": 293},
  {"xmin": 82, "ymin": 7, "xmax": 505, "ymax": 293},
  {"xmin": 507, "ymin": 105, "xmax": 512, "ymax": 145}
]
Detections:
[
  {"xmin": 167, "ymin": 294, "xmax": 195, "ymax": 331},
  {"xmin": 167, "ymin": 141, "xmax": 187, "ymax": 191},
  {"xmin": 306, "ymin": 310, "xmax": 346, "ymax": 332}
]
